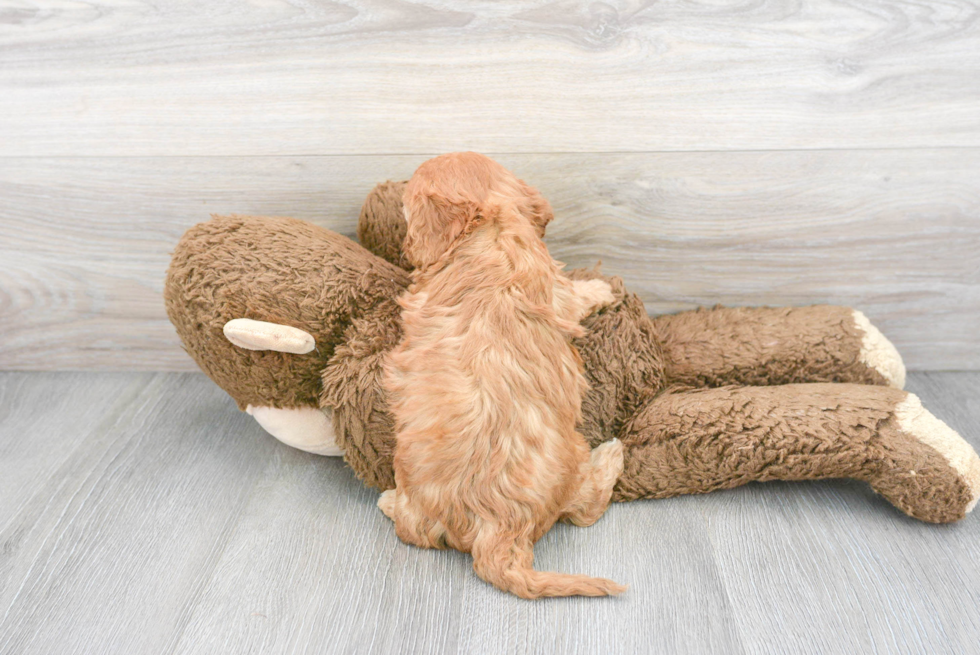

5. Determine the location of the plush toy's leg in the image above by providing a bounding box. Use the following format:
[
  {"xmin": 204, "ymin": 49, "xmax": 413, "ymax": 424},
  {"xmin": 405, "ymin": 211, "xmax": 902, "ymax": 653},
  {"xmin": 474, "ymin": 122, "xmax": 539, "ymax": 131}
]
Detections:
[
  {"xmin": 562, "ymin": 439, "xmax": 625, "ymax": 527},
  {"xmin": 614, "ymin": 384, "xmax": 980, "ymax": 523},
  {"xmin": 652, "ymin": 305, "xmax": 905, "ymax": 389},
  {"xmin": 245, "ymin": 405, "xmax": 343, "ymax": 456}
]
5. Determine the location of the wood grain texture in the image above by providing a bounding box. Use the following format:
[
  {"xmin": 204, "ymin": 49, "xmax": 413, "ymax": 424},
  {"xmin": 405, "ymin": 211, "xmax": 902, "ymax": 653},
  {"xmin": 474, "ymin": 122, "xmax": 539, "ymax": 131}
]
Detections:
[
  {"xmin": 705, "ymin": 371, "xmax": 980, "ymax": 655},
  {"xmin": 0, "ymin": 373, "xmax": 280, "ymax": 655},
  {"xmin": 2, "ymin": 151, "xmax": 978, "ymax": 371},
  {"xmin": 1, "ymin": 0, "xmax": 979, "ymax": 156},
  {"xmin": 0, "ymin": 372, "xmax": 153, "ymax": 532},
  {"xmin": 1, "ymin": 371, "xmax": 979, "ymax": 654}
]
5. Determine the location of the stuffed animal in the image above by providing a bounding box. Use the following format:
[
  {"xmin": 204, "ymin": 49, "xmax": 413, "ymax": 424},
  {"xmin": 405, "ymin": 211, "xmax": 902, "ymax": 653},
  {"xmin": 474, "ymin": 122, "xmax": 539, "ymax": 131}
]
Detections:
[{"xmin": 164, "ymin": 180, "xmax": 980, "ymax": 524}]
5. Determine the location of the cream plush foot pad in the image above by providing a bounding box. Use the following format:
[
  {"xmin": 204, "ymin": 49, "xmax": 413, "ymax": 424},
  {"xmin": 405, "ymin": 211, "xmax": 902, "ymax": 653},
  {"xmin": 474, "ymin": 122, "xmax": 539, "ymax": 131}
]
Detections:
[
  {"xmin": 853, "ymin": 310, "xmax": 906, "ymax": 389},
  {"xmin": 896, "ymin": 394, "xmax": 980, "ymax": 512}
]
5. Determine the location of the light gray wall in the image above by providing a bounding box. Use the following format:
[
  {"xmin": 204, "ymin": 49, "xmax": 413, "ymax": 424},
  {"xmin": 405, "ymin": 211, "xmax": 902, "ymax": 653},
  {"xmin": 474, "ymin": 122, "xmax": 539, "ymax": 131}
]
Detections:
[{"xmin": 1, "ymin": 1, "xmax": 978, "ymax": 370}]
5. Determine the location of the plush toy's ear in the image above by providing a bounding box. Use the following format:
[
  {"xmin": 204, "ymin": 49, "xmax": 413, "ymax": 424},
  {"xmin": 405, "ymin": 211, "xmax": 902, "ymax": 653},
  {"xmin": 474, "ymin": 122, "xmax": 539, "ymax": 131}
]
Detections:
[
  {"xmin": 519, "ymin": 180, "xmax": 554, "ymax": 238},
  {"xmin": 223, "ymin": 318, "xmax": 315, "ymax": 354},
  {"xmin": 402, "ymin": 189, "xmax": 481, "ymax": 269}
]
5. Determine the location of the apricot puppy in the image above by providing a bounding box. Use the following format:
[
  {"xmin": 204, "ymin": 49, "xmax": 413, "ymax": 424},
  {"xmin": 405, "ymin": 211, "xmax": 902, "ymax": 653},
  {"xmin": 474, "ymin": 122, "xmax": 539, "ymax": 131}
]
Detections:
[{"xmin": 379, "ymin": 152, "xmax": 625, "ymax": 599}]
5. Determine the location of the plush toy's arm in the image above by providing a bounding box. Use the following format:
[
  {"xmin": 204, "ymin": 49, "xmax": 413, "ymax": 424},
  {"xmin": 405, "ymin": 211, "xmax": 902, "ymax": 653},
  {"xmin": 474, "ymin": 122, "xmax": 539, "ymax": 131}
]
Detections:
[
  {"xmin": 651, "ymin": 305, "xmax": 906, "ymax": 390},
  {"xmin": 614, "ymin": 383, "xmax": 980, "ymax": 523}
]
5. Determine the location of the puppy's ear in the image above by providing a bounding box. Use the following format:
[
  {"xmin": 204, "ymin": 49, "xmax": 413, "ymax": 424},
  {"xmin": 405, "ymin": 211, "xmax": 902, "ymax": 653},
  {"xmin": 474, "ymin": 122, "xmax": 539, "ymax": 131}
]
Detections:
[
  {"xmin": 519, "ymin": 180, "xmax": 554, "ymax": 238},
  {"xmin": 403, "ymin": 190, "xmax": 481, "ymax": 269}
]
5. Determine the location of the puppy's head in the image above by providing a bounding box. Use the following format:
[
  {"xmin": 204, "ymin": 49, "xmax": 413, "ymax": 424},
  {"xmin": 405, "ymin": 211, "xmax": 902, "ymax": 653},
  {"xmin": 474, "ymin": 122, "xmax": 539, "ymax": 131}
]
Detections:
[{"xmin": 402, "ymin": 152, "xmax": 553, "ymax": 268}]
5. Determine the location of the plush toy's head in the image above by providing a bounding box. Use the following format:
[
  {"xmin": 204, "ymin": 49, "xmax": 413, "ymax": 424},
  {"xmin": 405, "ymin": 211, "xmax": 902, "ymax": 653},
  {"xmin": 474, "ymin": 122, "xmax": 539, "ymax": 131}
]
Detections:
[
  {"xmin": 401, "ymin": 152, "xmax": 555, "ymax": 269},
  {"xmin": 165, "ymin": 214, "xmax": 411, "ymax": 411}
]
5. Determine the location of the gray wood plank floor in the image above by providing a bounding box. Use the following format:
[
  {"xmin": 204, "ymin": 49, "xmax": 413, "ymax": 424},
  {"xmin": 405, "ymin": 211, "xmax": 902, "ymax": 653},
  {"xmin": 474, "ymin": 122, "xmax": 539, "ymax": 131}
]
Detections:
[{"xmin": 1, "ymin": 372, "xmax": 978, "ymax": 654}]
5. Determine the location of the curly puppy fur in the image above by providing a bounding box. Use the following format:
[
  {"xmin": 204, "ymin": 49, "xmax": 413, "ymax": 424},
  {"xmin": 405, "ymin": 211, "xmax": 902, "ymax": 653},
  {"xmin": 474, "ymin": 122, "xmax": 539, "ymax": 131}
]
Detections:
[{"xmin": 381, "ymin": 153, "xmax": 626, "ymax": 599}]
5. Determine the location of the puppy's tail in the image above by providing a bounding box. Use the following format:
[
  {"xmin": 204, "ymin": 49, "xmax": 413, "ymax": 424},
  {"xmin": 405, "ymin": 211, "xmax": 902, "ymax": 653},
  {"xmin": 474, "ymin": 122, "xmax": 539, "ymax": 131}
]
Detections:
[{"xmin": 471, "ymin": 528, "xmax": 626, "ymax": 599}]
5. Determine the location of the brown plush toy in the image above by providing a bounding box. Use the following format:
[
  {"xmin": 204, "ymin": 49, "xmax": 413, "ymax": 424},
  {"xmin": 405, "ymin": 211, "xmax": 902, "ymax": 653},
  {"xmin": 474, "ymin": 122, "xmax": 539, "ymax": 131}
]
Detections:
[{"xmin": 165, "ymin": 181, "xmax": 980, "ymax": 524}]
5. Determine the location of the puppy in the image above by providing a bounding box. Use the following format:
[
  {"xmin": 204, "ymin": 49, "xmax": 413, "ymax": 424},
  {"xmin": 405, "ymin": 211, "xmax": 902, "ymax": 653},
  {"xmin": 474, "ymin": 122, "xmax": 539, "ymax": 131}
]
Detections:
[{"xmin": 378, "ymin": 152, "xmax": 626, "ymax": 599}]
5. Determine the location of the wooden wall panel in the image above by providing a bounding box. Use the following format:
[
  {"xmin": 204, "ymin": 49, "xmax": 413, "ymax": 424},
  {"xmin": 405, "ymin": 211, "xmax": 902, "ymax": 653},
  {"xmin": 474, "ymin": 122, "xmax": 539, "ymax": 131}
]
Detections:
[
  {"xmin": 1, "ymin": 0, "xmax": 979, "ymax": 156},
  {"xmin": 1, "ymin": 151, "xmax": 977, "ymax": 371}
]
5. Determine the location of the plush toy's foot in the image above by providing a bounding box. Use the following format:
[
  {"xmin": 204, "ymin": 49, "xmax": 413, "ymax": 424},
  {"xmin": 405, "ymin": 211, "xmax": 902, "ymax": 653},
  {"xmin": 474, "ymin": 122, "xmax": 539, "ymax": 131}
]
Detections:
[
  {"xmin": 245, "ymin": 405, "xmax": 343, "ymax": 456},
  {"xmin": 615, "ymin": 384, "xmax": 980, "ymax": 523},
  {"xmin": 852, "ymin": 310, "xmax": 906, "ymax": 389},
  {"xmin": 882, "ymin": 394, "xmax": 980, "ymax": 518}
]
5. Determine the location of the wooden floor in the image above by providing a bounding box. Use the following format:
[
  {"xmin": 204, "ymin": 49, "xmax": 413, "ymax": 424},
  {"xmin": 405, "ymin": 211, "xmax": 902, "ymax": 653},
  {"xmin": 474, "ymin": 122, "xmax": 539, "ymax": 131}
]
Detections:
[{"xmin": 0, "ymin": 371, "xmax": 978, "ymax": 654}]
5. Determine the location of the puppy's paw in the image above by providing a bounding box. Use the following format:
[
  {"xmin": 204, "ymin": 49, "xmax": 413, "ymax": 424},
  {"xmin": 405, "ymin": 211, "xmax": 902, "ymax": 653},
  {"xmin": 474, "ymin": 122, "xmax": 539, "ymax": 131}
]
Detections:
[
  {"xmin": 378, "ymin": 489, "xmax": 397, "ymax": 520},
  {"xmin": 573, "ymin": 279, "xmax": 616, "ymax": 314},
  {"xmin": 591, "ymin": 438, "xmax": 625, "ymax": 485}
]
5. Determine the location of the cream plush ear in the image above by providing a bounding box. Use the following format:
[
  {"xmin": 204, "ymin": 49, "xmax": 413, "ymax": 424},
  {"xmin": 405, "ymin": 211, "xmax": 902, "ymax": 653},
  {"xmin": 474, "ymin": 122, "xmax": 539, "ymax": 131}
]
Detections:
[{"xmin": 223, "ymin": 318, "xmax": 315, "ymax": 354}]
